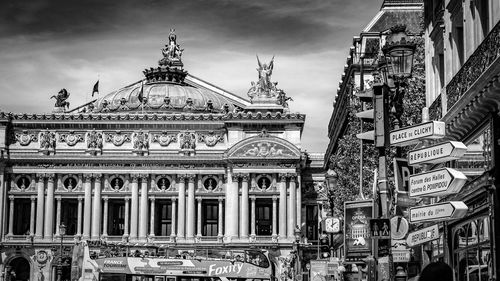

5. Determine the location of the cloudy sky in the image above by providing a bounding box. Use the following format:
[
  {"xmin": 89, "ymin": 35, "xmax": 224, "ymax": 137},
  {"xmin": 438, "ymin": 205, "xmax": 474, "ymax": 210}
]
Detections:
[{"xmin": 0, "ymin": 0, "xmax": 383, "ymax": 152}]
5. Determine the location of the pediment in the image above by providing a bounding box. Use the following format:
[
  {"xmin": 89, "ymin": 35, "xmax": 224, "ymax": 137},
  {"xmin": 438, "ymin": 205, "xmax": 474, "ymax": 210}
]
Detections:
[{"xmin": 226, "ymin": 135, "xmax": 300, "ymax": 160}]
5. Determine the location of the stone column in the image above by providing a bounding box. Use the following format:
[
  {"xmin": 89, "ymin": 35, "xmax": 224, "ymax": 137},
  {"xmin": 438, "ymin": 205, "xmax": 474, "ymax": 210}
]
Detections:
[
  {"xmin": 171, "ymin": 198, "xmax": 177, "ymax": 238},
  {"xmin": 7, "ymin": 195, "xmax": 14, "ymax": 236},
  {"xmin": 35, "ymin": 174, "xmax": 45, "ymax": 239},
  {"xmin": 91, "ymin": 174, "xmax": 102, "ymax": 239},
  {"xmin": 186, "ymin": 175, "xmax": 196, "ymax": 239},
  {"xmin": 197, "ymin": 197, "xmax": 202, "ymax": 237},
  {"xmin": 123, "ymin": 197, "xmax": 130, "ymax": 238},
  {"xmin": 250, "ymin": 196, "xmax": 256, "ymax": 237},
  {"xmin": 279, "ymin": 173, "xmax": 287, "ymax": 238},
  {"xmin": 30, "ymin": 196, "xmax": 36, "ymax": 235},
  {"xmin": 130, "ymin": 175, "xmax": 139, "ymax": 240},
  {"xmin": 272, "ymin": 195, "xmax": 278, "ymax": 237},
  {"xmin": 177, "ymin": 175, "xmax": 186, "ymax": 238},
  {"xmin": 102, "ymin": 197, "xmax": 109, "ymax": 237},
  {"xmin": 224, "ymin": 169, "xmax": 239, "ymax": 240},
  {"xmin": 240, "ymin": 174, "xmax": 249, "ymax": 239},
  {"xmin": 77, "ymin": 196, "xmax": 83, "ymax": 236},
  {"xmin": 288, "ymin": 174, "xmax": 297, "ymax": 238},
  {"xmin": 296, "ymin": 174, "xmax": 302, "ymax": 228},
  {"xmin": 149, "ymin": 197, "xmax": 155, "ymax": 237},
  {"xmin": 55, "ymin": 196, "xmax": 62, "ymax": 237},
  {"xmin": 139, "ymin": 174, "xmax": 149, "ymax": 240},
  {"xmin": 218, "ymin": 198, "xmax": 223, "ymax": 238},
  {"xmin": 0, "ymin": 167, "xmax": 5, "ymax": 239},
  {"xmin": 44, "ymin": 174, "xmax": 55, "ymax": 240},
  {"xmin": 83, "ymin": 174, "xmax": 92, "ymax": 240}
]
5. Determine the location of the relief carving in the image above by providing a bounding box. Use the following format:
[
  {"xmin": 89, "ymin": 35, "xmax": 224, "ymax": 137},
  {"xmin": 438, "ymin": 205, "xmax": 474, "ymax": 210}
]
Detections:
[
  {"xmin": 133, "ymin": 130, "xmax": 149, "ymax": 151},
  {"xmin": 198, "ymin": 131, "xmax": 224, "ymax": 147},
  {"xmin": 39, "ymin": 130, "xmax": 56, "ymax": 154},
  {"xmin": 86, "ymin": 129, "xmax": 103, "ymax": 155},
  {"xmin": 16, "ymin": 130, "xmax": 38, "ymax": 146},
  {"xmin": 152, "ymin": 132, "xmax": 177, "ymax": 147},
  {"xmin": 179, "ymin": 131, "xmax": 196, "ymax": 150},
  {"xmin": 105, "ymin": 131, "xmax": 131, "ymax": 146},
  {"xmin": 59, "ymin": 131, "xmax": 84, "ymax": 146}
]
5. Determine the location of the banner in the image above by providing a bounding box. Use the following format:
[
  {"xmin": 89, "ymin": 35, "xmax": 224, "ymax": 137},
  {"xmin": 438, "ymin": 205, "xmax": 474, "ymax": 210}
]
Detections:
[{"xmin": 344, "ymin": 200, "xmax": 373, "ymax": 258}]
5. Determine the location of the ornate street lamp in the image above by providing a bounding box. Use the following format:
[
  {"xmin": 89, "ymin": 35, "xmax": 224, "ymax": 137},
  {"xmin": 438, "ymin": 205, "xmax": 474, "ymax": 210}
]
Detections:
[
  {"xmin": 58, "ymin": 222, "xmax": 66, "ymax": 281},
  {"xmin": 382, "ymin": 25, "xmax": 416, "ymax": 80}
]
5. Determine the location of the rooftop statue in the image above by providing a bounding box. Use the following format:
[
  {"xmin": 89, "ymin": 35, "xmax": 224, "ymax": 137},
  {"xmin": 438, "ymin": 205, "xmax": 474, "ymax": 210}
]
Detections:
[
  {"xmin": 159, "ymin": 29, "xmax": 184, "ymax": 67},
  {"xmin": 248, "ymin": 56, "xmax": 280, "ymax": 101},
  {"xmin": 50, "ymin": 88, "xmax": 70, "ymax": 109}
]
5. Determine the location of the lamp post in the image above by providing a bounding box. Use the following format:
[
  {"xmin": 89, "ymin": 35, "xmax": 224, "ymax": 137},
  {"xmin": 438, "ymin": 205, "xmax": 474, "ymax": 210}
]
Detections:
[{"xmin": 58, "ymin": 222, "xmax": 66, "ymax": 281}]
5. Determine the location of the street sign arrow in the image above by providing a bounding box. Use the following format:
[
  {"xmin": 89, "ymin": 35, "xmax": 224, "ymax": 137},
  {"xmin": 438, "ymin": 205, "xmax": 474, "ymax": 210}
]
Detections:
[
  {"xmin": 409, "ymin": 168, "xmax": 467, "ymax": 197},
  {"xmin": 408, "ymin": 141, "xmax": 467, "ymax": 165},
  {"xmin": 409, "ymin": 201, "xmax": 468, "ymax": 223},
  {"xmin": 390, "ymin": 121, "xmax": 446, "ymax": 147},
  {"xmin": 406, "ymin": 224, "xmax": 439, "ymax": 247}
]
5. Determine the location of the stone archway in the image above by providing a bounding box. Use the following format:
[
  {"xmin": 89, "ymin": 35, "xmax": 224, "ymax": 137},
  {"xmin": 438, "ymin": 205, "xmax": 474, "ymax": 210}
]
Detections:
[{"xmin": 7, "ymin": 256, "xmax": 31, "ymax": 281}]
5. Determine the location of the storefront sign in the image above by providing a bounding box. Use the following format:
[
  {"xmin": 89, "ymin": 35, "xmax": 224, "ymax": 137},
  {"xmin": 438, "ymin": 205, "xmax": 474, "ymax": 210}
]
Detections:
[
  {"xmin": 392, "ymin": 250, "xmax": 411, "ymax": 262},
  {"xmin": 390, "ymin": 121, "xmax": 446, "ymax": 147},
  {"xmin": 409, "ymin": 168, "xmax": 467, "ymax": 197},
  {"xmin": 344, "ymin": 200, "xmax": 373, "ymax": 258},
  {"xmin": 409, "ymin": 201, "xmax": 468, "ymax": 223},
  {"xmin": 406, "ymin": 224, "xmax": 439, "ymax": 247},
  {"xmin": 408, "ymin": 141, "xmax": 467, "ymax": 165}
]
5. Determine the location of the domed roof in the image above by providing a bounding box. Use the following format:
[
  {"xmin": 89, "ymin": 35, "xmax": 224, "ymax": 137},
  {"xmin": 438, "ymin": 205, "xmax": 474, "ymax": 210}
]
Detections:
[{"xmin": 92, "ymin": 80, "xmax": 237, "ymax": 113}]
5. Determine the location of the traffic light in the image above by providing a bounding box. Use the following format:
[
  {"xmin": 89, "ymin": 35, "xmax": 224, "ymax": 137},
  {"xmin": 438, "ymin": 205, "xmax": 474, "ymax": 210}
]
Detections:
[
  {"xmin": 319, "ymin": 234, "xmax": 330, "ymax": 258},
  {"xmin": 355, "ymin": 83, "xmax": 390, "ymax": 148}
]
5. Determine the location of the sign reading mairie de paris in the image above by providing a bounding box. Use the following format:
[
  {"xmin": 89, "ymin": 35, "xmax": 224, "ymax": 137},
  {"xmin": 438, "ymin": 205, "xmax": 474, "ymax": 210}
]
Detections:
[
  {"xmin": 390, "ymin": 121, "xmax": 446, "ymax": 147},
  {"xmin": 407, "ymin": 141, "xmax": 467, "ymax": 165},
  {"xmin": 409, "ymin": 201, "xmax": 468, "ymax": 223},
  {"xmin": 409, "ymin": 168, "xmax": 467, "ymax": 197}
]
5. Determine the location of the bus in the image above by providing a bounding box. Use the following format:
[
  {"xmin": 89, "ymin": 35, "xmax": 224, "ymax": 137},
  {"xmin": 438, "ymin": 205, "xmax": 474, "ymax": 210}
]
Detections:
[{"xmin": 72, "ymin": 242, "xmax": 274, "ymax": 281}]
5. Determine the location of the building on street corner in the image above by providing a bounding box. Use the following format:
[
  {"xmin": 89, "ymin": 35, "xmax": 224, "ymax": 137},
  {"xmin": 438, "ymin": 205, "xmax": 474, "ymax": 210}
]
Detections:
[{"xmin": 0, "ymin": 30, "xmax": 327, "ymax": 281}]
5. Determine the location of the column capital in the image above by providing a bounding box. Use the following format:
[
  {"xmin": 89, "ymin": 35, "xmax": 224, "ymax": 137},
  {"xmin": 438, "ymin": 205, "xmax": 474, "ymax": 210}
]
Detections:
[
  {"xmin": 171, "ymin": 197, "xmax": 177, "ymax": 202},
  {"xmin": 103, "ymin": 196, "xmax": 109, "ymax": 201},
  {"xmin": 187, "ymin": 174, "xmax": 196, "ymax": 183},
  {"xmin": 83, "ymin": 174, "xmax": 93, "ymax": 183},
  {"xmin": 77, "ymin": 196, "xmax": 84, "ymax": 201},
  {"xmin": 92, "ymin": 173, "xmax": 103, "ymax": 179},
  {"xmin": 272, "ymin": 195, "xmax": 278, "ymax": 201},
  {"xmin": 131, "ymin": 174, "xmax": 140, "ymax": 183},
  {"xmin": 231, "ymin": 174, "xmax": 239, "ymax": 182},
  {"xmin": 124, "ymin": 196, "xmax": 130, "ymax": 201},
  {"xmin": 31, "ymin": 195, "xmax": 37, "ymax": 201},
  {"xmin": 56, "ymin": 196, "xmax": 62, "ymax": 201},
  {"xmin": 287, "ymin": 173, "xmax": 297, "ymax": 181},
  {"xmin": 9, "ymin": 195, "xmax": 14, "ymax": 201},
  {"xmin": 196, "ymin": 197, "xmax": 202, "ymax": 202},
  {"xmin": 149, "ymin": 196, "xmax": 156, "ymax": 201},
  {"xmin": 241, "ymin": 174, "xmax": 250, "ymax": 182},
  {"xmin": 35, "ymin": 173, "xmax": 45, "ymax": 181},
  {"xmin": 218, "ymin": 197, "xmax": 224, "ymax": 203},
  {"xmin": 46, "ymin": 174, "xmax": 55, "ymax": 182},
  {"xmin": 250, "ymin": 195, "xmax": 256, "ymax": 201},
  {"xmin": 177, "ymin": 174, "xmax": 187, "ymax": 181},
  {"xmin": 140, "ymin": 174, "xmax": 149, "ymax": 181},
  {"xmin": 278, "ymin": 173, "xmax": 287, "ymax": 182}
]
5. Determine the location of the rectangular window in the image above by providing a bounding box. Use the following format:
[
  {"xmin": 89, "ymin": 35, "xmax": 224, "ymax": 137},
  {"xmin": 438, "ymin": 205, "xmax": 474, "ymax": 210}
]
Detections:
[
  {"xmin": 256, "ymin": 199, "xmax": 272, "ymax": 236},
  {"xmin": 61, "ymin": 199, "xmax": 78, "ymax": 235},
  {"xmin": 155, "ymin": 200, "xmax": 172, "ymax": 236},
  {"xmin": 108, "ymin": 199, "xmax": 125, "ymax": 236},
  {"xmin": 203, "ymin": 200, "xmax": 218, "ymax": 236},
  {"xmin": 306, "ymin": 205, "xmax": 319, "ymax": 241},
  {"xmin": 13, "ymin": 198, "xmax": 31, "ymax": 235}
]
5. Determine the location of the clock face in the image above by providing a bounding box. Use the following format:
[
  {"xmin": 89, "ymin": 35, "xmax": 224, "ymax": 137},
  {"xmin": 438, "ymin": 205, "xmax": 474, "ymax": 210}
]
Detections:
[
  {"xmin": 391, "ymin": 216, "xmax": 409, "ymax": 240},
  {"xmin": 325, "ymin": 217, "xmax": 340, "ymax": 233}
]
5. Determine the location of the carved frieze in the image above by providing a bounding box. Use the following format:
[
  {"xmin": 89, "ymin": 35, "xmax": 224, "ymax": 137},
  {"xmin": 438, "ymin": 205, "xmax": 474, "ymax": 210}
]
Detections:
[
  {"xmin": 133, "ymin": 130, "xmax": 149, "ymax": 154},
  {"xmin": 39, "ymin": 130, "xmax": 56, "ymax": 154},
  {"xmin": 105, "ymin": 131, "xmax": 131, "ymax": 146},
  {"xmin": 15, "ymin": 130, "xmax": 38, "ymax": 146},
  {"xmin": 152, "ymin": 132, "xmax": 177, "ymax": 147},
  {"xmin": 242, "ymin": 142, "xmax": 292, "ymax": 157},
  {"xmin": 198, "ymin": 131, "xmax": 224, "ymax": 147},
  {"xmin": 179, "ymin": 131, "xmax": 196, "ymax": 150},
  {"xmin": 86, "ymin": 129, "xmax": 103, "ymax": 155},
  {"xmin": 59, "ymin": 131, "xmax": 84, "ymax": 146}
]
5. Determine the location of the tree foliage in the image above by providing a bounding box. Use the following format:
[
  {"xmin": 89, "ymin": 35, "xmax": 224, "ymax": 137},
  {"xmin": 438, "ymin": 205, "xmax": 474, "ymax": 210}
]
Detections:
[{"xmin": 327, "ymin": 37, "xmax": 426, "ymax": 216}]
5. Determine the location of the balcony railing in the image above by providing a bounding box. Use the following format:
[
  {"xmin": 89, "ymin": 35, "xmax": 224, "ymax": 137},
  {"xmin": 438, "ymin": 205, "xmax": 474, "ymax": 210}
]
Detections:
[{"xmin": 446, "ymin": 20, "xmax": 500, "ymax": 111}]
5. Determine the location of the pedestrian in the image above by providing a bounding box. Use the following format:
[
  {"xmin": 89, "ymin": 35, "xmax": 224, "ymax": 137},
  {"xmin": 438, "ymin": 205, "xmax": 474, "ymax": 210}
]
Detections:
[{"xmin": 419, "ymin": 262, "xmax": 453, "ymax": 281}]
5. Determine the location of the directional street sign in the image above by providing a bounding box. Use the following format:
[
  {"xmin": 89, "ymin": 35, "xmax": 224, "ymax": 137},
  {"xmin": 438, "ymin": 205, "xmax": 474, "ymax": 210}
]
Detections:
[
  {"xmin": 408, "ymin": 141, "xmax": 468, "ymax": 165},
  {"xmin": 390, "ymin": 121, "xmax": 446, "ymax": 147},
  {"xmin": 409, "ymin": 201, "xmax": 468, "ymax": 223},
  {"xmin": 406, "ymin": 224, "xmax": 439, "ymax": 247},
  {"xmin": 409, "ymin": 168, "xmax": 467, "ymax": 197},
  {"xmin": 392, "ymin": 250, "xmax": 411, "ymax": 262}
]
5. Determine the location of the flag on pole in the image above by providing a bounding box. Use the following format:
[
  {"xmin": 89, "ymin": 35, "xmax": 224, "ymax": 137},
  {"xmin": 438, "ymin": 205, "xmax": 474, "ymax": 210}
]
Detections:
[
  {"xmin": 92, "ymin": 80, "xmax": 99, "ymax": 97},
  {"xmin": 138, "ymin": 81, "xmax": 144, "ymax": 103}
]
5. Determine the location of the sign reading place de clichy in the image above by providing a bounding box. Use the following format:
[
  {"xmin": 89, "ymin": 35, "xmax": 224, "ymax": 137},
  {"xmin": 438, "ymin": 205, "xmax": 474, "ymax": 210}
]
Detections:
[
  {"xmin": 409, "ymin": 201, "xmax": 468, "ymax": 223},
  {"xmin": 409, "ymin": 168, "xmax": 467, "ymax": 197},
  {"xmin": 390, "ymin": 121, "xmax": 446, "ymax": 147},
  {"xmin": 408, "ymin": 141, "xmax": 468, "ymax": 165}
]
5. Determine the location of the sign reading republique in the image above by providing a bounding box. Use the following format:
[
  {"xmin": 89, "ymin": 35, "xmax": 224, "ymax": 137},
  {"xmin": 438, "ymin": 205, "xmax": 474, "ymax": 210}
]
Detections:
[
  {"xmin": 406, "ymin": 224, "xmax": 439, "ymax": 247},
  {"xmin": 390, "ymin": 121, "xmax": 446, "ymax": 147},
  {"xmin": 409, "ymin": 168, "xmax": 467, "ymax": 197},
  {"xmin": 409, "ymin": 201, "xmax": 468, "ymax": 223},
  {"xmin": 407, "ymin": 141, "xmax": 467, "ymax": 165}
]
